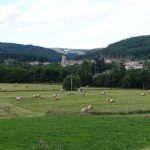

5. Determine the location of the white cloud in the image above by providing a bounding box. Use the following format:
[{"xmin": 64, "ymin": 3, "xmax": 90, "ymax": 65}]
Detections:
[{"xmin": 0, "ymin": 0, "xmax": 150, "ymax": 48}]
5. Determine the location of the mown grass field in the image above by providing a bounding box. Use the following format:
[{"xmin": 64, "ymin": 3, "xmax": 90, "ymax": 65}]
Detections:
[
  {"xmin": 0, "ymin": 83, "xmax": 150, "ymax": 117},
  {"xmin": 0, "ymin": 83, "xmax": 150, "ymax": 150}
]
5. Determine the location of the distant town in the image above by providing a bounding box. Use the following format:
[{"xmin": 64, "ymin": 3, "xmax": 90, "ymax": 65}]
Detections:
[{"xmin": 29, "ymin": 53, "xmax": 144, "ymax": 70}]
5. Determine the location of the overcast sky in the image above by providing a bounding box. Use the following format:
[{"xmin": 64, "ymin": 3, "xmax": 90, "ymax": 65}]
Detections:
[{"xmin": 0, "ymin": 0, "xmax": 150, "ymax": 49}]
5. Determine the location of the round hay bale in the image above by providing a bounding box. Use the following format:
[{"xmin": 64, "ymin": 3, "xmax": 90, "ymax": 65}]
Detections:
[
  {"xmin": 81, "ymin": 107, "xmax": 88, "ymax": 113},
  {"xmin": 36, "ymin": 94, "xmax": 40, "ymax": 98},
  {"xmin": 52, "ymin": 93, "xmax": 57, "ymax": 98},
  {"xmin": 101, "ymin": 91, "xmax": 105, "ymax": 95},
  {"xmin": 16, "ymin": 96, "xmax": 21, "ymax": 100},
  {"xmin": 32, "ymin": 94, "xmax": 37, "ymax": 98},
  {"xmin": 141, "ymin": 92, "xmax": 145, "ymax": 96},
  {"xmin": 109, "ymin": 99, "xmax": 114, "ymax": 103}
]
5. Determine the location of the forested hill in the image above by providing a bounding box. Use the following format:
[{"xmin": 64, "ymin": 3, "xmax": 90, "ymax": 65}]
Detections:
[
  {"xmin": 0, "ymin": 42, "xmax": 62, "ymax": 62},
  {"xmin": 79, "ymin": 35, "xmax": 150, "ymax": 59}
]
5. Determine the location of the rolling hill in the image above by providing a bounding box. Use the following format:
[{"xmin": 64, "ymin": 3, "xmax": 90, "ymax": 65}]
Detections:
[
  {"xmin": 0, "ymin": 42, "xmax": 62, "ymax": 62},
  {"xmin": 1, "ymin": 35, "xmax": 150, "ymax": 62},
  {"xmin": 79, "ymin": 35, "xmax": 150, "ymax": 60}
]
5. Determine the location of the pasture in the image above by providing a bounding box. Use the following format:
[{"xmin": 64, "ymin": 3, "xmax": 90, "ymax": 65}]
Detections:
[{"xmin": 0, "ymin": 83, "xmax": 150, "ymax": 150}]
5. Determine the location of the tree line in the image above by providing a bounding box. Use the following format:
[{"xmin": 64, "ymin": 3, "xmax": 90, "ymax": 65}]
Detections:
[
  {"xmin": 93, "ymin": 63, "xmax": 150, "ymax": 89},
  {"xmin": 0, "ymin": 59, "xmax": 149, "ymax": 89}
]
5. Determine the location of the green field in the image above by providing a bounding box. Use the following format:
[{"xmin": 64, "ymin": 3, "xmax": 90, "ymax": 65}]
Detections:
[
  {"xmin": 0, "ymin": 83, "xmax": 150, "ymax": 150},
  {"xmin": 0, "ymin": 83, "xmax": 150, "ymax": 117},
  {"xmin": 0, "ymin": 116, "xmax": 150, "ymax": 150}
]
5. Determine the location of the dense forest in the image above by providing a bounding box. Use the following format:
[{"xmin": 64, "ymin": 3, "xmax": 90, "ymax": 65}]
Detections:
[
  {"xmin": 0, "ymin": 52, "xmax": 48, "ymax": 62},
  {"xmin": 78, "ymin": 35, "xmax": 150, "ymax": 60},
  {"xmin": 0, "ymin": 42, "xmax": 62, "ymax": 62}
]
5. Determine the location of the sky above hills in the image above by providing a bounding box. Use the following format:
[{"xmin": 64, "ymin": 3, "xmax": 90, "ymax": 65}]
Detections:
[{"xmin": 0, "ymin": 0, "xmax": 150, "ymax": 49}]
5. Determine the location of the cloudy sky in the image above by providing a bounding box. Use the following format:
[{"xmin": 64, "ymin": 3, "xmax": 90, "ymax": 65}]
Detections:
[{"xmin": 0, "ymin": 0, "xmax": 150, "ymax": 49}]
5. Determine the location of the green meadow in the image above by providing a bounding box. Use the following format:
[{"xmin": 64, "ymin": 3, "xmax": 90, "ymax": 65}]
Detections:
[
  {"xmin": 0, "ymin": 116, "xmax": 150, "ymax": 150},
  {"xmin": 0, "ymin": 83, "xmax": 150, "ymax": 150}
]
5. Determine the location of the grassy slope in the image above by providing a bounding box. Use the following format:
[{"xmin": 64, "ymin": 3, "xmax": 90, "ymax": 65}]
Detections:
[
  {"xmin": 0, "ymin": 116, "xmax": 150, "ymax": 150},
  {"xmin": 0, "ymin": 84, "xmax": 150, "ymax": 117}
]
